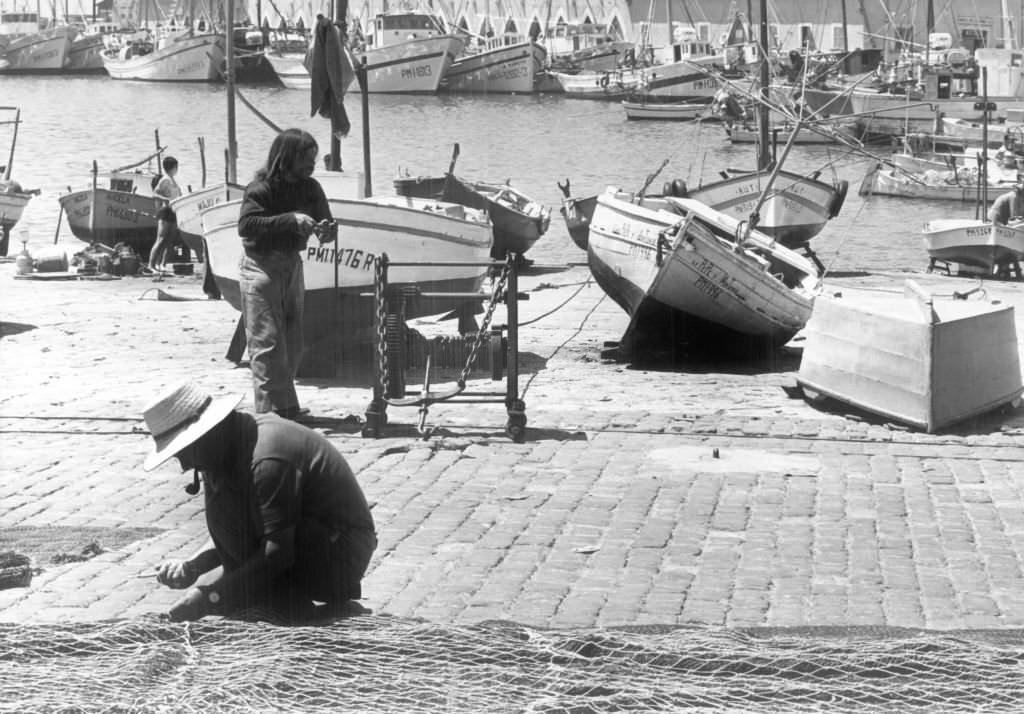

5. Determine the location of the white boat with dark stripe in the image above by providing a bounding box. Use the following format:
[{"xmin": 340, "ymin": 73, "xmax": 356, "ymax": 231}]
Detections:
[
  {"xmin": 357, "ymin": 13, "xmax": 463, "ymax": 93},
  {"xmin": 441, "ymin": 35, "xmax": 546, "ymax": 93}
]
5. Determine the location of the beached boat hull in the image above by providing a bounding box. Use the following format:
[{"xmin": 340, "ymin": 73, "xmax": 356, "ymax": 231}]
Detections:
[
  {"xmin": 0, "ymin": 189, "xmax": 32, "ymax": 254},
  {"xmin": 922, "ymin": 218, "xmax": 1024, "ymax": 271},
  {"xmin": 362, "ymin": 35, "xmax": 462, "ymax": 93},
  {"xmin": 58, "ymin": 187, "xmax": 164, "ymax": 252},
  {"xmin": 798, "ymin": 287, "xmax": 1023, "ymax": 432},
  {"xmin": 441, "ymin": 40, "xmax": 546, "ymax": 93},
  {"xmin": 0, "ymin": 26, "xmax": 73, "ymax": 72},
  {"xmin": 563, "ymin": 169, "xmax": 845, "ymax": 251},
  {"xmin": 102, "ymin": 33, "xmax": 225, "ymax": 82},
  {"xmin": 587, "ymin": 189, "xmax": 819, "ymax": 349},
  {"xmin": 170, "ymin": 182, "xmax": 246, "ymax": 260},
  {"xmin": 688, "ymin": 170, "xmax": 847, "ymax": 248},
  {"xmin": 202, "ymin": 195, "xmax": 493, "ymax": 334},
  {"xmin": 394, "ymin": 173, "xmax": 549, "ymax": 256},
  {"xmin": 265, "ymin": 51, "xmax": 310, "ymax": 89}
]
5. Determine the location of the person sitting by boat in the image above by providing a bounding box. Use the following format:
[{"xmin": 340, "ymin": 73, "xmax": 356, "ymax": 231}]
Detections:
[
  {"xmin": 988, "ymin": 182, "xmax": 1024, "ymax": 225},
  {"xmin": 143, "ymin": 380, "xmax": 377, "ymax": 622}
]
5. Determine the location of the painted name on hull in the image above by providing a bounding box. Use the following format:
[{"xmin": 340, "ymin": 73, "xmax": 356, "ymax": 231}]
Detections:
[{"xmin": 306, "ymin": 244, "xmax": 376, "ymax": 271}]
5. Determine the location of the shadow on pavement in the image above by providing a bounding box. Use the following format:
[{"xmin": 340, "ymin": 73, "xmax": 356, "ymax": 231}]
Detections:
[{"xmin": 0, "ymin": 321, "xmax": 36, "ymax": 339}]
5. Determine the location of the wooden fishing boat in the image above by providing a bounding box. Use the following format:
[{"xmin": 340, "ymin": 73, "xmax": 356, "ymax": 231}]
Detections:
[
  {"xmin": 102, "ymin": 29, "xmax": 225, "ymax": 82},
  {"xmin": 798, "ymin": 283, "xmax": 1023, "ymax": 432},
  {"xmin": 725, "ymin": 121, "xmax": 857, "ymax": 144},
  {"xmin": 560, "ymin": 167, "xmax": 846, "ymax": 252},
  {"xmin": 441, "ymin": 34, "xmax": 546, "ymax": 93},
  {"xmin": 0, "ymin": 13, "xmax": 73, "ymax": 72},
  {"xmin": 557, "ymin": 179, "xmax": 597, "ymax": 251},
  {"xmin": 201, "ymin": 195, "xmax": 493, "ymax": 350},
  {"xmin": 587, "ymin": 187, "xmax": 820, "ymax": 353},
  {"xmin": 622, "ymin": 97, "xmax": 712, "ymax": 121},
  {"xmin": 859, "ymin": 162, "xmax": 1016, "ymax": 202},
  {"xmin": 922, "ymin": 218, "xmax": 1024, "ymax": 274},
  {"xmin": 58, "ymin": 151, "xmax": 166, "ymax": 253},
  {"xmin": 552, "ymin": 67, "xmax": 644, "ymax": 99},
  {"xmin": 169, "ymin": 182, "xmax": 246, "ymax": 261},
  {"xmin": 356, "ymin": 13, "xmax": 463, "ymax": 93},
  {"xmin": 265, "ymin": 51, "xmax": 309, "ymax": 89},
  {"xmin": 0, "ymin": 106, "xmax": 34, "ymax": 256},
  {"xmin": 394, "ymin": 170, "xmax": 549, "ymax": 257}
]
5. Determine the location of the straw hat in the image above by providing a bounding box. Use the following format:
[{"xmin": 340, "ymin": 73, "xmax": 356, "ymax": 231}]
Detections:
[{"xmin": 143, "ymin": 381, "xmax": 243, "ymax": 472}]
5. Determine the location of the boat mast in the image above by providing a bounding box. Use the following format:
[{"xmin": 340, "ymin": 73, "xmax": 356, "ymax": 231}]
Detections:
[
  {"xmin": 226, "ymin": 0, "xmax": 238, "ymax": 182},
  {"xmin": 756, "ymin": 0, "xmax": 770, "ymax": 170}
]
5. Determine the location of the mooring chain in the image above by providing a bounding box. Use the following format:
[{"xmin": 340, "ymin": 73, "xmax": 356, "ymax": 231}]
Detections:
[
  {"xmin": 373, "ymin": 256, "xmax": 390, "ymax": 396},
  {"xmin": 457, "ymin": 259, "xmax": 511, "ymax": 387}
]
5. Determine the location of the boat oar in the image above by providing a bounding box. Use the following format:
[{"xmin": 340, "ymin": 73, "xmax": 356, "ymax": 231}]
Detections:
[
  {"xmin": 53, "ymin": 205, "xmax": 63, "ymax": 245},
  {"xmin": 441, "ymin": 142, "xmax": 460, "ymax": 200}
]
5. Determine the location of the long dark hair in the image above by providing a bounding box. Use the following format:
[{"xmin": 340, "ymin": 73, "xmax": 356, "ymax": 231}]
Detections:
[{"xmin": 255, "ymin": 128, "xmax": 318, "ymax": 183}]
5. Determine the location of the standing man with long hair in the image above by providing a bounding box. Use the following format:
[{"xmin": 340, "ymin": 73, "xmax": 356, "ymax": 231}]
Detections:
[{"xmin": 238, "ymin": 128, "xmax": 335, "ymax": 420}]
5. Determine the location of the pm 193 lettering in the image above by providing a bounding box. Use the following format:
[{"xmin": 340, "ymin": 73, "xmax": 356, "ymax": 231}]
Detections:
[{"xmin": 307, "ymin": 245, "xmax": 376, "ymax": 270}]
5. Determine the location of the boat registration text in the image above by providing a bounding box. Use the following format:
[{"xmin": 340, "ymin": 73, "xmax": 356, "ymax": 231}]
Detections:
[{"xmin": 306, "ymin": 244, "xmax": 376, "ymax": 270}]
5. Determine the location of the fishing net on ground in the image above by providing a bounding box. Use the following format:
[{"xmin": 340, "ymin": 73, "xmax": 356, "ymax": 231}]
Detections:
[{"xmin": 1, "ymin": 617, "xmax": 1023, "ymax": 713}]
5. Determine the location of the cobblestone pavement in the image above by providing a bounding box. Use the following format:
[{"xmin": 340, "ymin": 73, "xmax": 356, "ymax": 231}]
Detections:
[{"xmin": 3, "ymin": 258, "xmax": 1024, "ymax": 632}]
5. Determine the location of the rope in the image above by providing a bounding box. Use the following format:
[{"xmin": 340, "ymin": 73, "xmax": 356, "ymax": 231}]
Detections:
[
  {"xmin": 521, "ymin": 292, "xmax": 606, "ymax": 400},
  {"xmin": 517, "ymin": 278, "xmax": 594, "ymax": 328}
]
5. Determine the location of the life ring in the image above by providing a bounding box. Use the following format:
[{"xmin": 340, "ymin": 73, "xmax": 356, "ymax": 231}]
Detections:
[
  {"xmin": 600, "ymin": 74, "xmax": 609, "ymax": 89},
  {"xmin": 827, "ymin": 179, "xmax": 849, "ymax": 218}
]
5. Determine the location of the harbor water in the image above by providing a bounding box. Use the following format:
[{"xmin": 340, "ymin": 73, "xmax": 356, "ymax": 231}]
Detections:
[{"xmin": 1, "ymin": 75, "xmax": 983, "ymax": 272}]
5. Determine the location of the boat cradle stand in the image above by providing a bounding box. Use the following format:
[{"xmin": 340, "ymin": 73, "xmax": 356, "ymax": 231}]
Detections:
[
  {"xmin": 361, "ymin": 253, "xmax": 528, "ymax": 442},
  {"xmin": 927, "ymin": 257, "xmax": 1024, "ymax": 280}
]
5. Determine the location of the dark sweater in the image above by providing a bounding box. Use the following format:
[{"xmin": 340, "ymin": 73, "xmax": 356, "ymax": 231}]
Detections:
[{"xmin": 237, "ymin": 176, "xmax": 331, "ymax": 253}]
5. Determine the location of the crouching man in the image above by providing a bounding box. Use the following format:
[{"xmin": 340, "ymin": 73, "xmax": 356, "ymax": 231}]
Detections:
[{"xmin": 142, "ymin": 380, "xmax": 377, "ymax": 621}]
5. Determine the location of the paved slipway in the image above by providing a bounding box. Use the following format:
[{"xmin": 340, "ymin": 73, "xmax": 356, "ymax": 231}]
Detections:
[{"xmin": 3, "ymin": 259, "xmax": 1024, "ymax": 632}]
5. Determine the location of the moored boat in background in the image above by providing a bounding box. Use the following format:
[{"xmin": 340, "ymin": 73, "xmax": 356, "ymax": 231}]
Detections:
[
  {"xmin": 354, "ymin": 12, "xmax": 463, "ymax": 93},
  {"xmin": 102, "ymin": 28, "xmax": 225, "ymax": 82},
  {"xmin": 441, "ymin": 34, "xmax": 546, "ymax": 94},
  {"xmin": 0, "ymin": 13, "xmax": 73, "ymax": 72}
]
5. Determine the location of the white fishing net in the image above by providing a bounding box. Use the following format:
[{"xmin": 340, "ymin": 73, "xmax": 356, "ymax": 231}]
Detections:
[{"xmin": 1, "ymin": 616, "xmax": 1021, "ymax": 713}]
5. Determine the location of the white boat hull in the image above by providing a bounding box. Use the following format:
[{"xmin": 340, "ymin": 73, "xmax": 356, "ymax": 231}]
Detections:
[
  {"xmin": 587, "ymin": 189, "xmax": 819, "ymax": 348},
  {"xmin": 102, "ymin": 33, "xmax": 225, "ymax": 82},
  {"xmin": 798, "ymin": 288, "xmax": 1023, "ymax": 432},
  {"xmin": 201, "ymin": 195, "xmax": 493, "ymax": 334},
  {"xmin": 170, "ymin": 183, "xmax": 247, "ymax": 259},
  {"xmin": 637, "ymin": 56, "xmax": 725, "ymax": 100},
  {"xmin": 265, "ymin": 51, "xmax": 310, "ymax": 89},
  {"xmin": 622, "ymin": 99, "xmax": 710, "ymax": 121},
  {"xmin": 441, "ymin": 41, "xmax": 546, "ymax": 93},
  {"xmin": 0, "ymin": 26, "xmax": 73, "ymax": 71},
  {"xmin": 58, "ymin": 187, "xmax": 164, "ymax": 252},
  {"xmin": 553, "ymin": 68, "xmax": 643, "ymax": 98},
  {"xmin": 859, "ymin": 163, "xmax": 1016, "ymax": 201},
  {"xmin": 360, "ymin": 35, "xmax": 463, "ymax": 93},
  {"xmin": 67, "ymin": 33, "xmax": 105, "ymax": 71},
  {"xmin": 923, "ymin": 218, "xmax": 1024, "ymax": 271}
]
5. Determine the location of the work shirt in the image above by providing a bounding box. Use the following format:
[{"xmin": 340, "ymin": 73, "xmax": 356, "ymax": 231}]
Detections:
[
  {"xmin": 204, "ymin": 412, "xmax": 375, "ymax": 573},
  {"xmin": 237, "ymin": 176, "xmax": 331, "ymax": 254}
]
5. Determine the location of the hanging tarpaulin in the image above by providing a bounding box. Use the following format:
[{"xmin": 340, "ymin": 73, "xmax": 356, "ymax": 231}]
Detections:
[{"xmin": 308, "ymin": 14, "xmax": 355, "ymax": 136}]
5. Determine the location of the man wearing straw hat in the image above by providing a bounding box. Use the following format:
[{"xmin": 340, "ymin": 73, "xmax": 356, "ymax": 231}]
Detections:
[{"xmin": 142, "ymin": 380, "xmax": 377, "ymax": 622}]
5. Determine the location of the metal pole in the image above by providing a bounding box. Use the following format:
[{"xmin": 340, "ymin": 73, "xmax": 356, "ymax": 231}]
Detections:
[
  {"xmin": 757, "ymin": 0, "xmax": 771, "ymax": 170},
  {"xmin": 359, "ymin": 57, "xmax": 371, "ymax": 196},
  {"xmin": 226, "ymin": 0, "xmax": 238, "ymax": 184}
]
